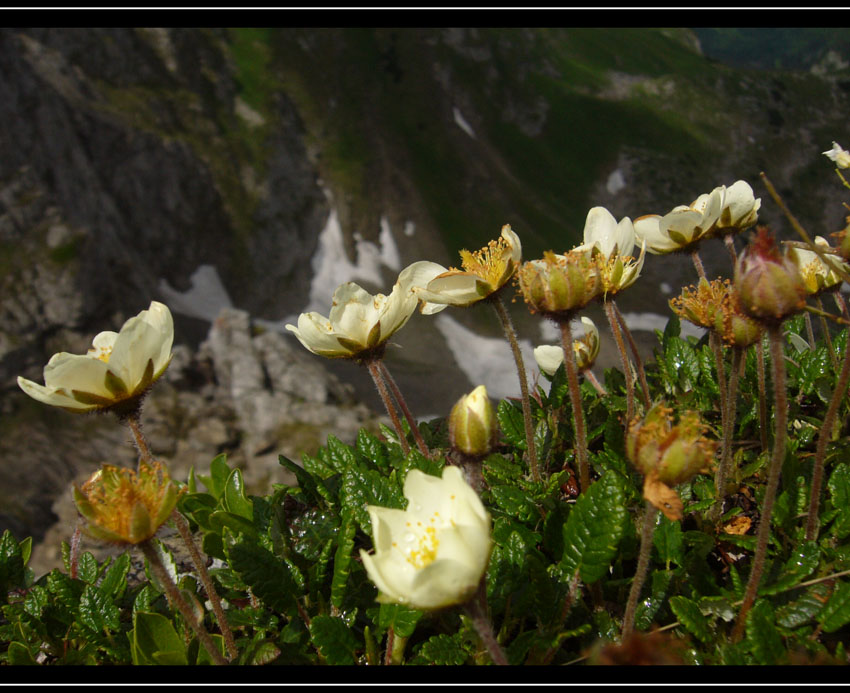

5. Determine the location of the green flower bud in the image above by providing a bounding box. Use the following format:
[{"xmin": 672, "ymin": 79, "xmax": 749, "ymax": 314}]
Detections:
[
  {"xmin": 734, "ymin": 227, "xmax": 807, "ymax": 324},
  {"xmin": 518, "ymin": 251, "xmax": 600, "ymax": 320},
  {"xmin": 448, "ymin": 385, "xmax": 497, "ymax": 457}
]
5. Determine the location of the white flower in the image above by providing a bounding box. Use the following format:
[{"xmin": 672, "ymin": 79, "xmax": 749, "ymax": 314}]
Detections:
[
  {"xmin": 715, "ymin": 180, "xmax": 760, "ymax": 233},
  {"xmin": 787, "ymin": 236, "xmax": 848, "ymax": 295},
  {"xmin": 824, "ymin": 141, "xmax": 850, "ymax": 169},
  {"xmin": 413, "ymin": 225, "xmax": 522, "ymax": 313},
  {"xmin": 359, "ymin": 466, "xmax": 492, "ymax": 610},
  {"xmin": 533, "ymin": 317, "xmax": 600, "ymax": 376},
  {"xmin": 17, "ymin": 301, "xmax": 173, "ymax": 413},
  {"xmin": 286, "ymin": 261, "xmax": 445, "ymax": 359},
  {"xmin": 634, "ymin": 186, "xmax": 724, "ymax": 254},
  {"xmin": 573, "ymin": 207, "xmax": 645, "ymax": 296},
  {"xmin": 574, "ymin": 206, "xmax": 636, "ymax": 260}
]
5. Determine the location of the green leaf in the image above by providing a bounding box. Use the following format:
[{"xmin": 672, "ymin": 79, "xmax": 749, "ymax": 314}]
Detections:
[
  {"xmin": 324, "ymin": 435, "xmax": 357, "ymax": 473},
  {"xmin": 818, "ymin": 580, "xmax": 850, "ymax": 633},
  {"xmin": 224, "ymin": 530, "xmax": 298, "ymax": 614},
  {"xmin": 356, "ymin": 428, "xmax": 390, "ymax": 474},
  {"xmin": 776, "ymin": 582, "xmax": 830, "ymax": 629},
  {"xmin": 143, "ymin": 540, "xmax": 178, "ymax": 596},
  {"xmin": 78, "ymin": 584, "xmax": 120, "ymax": 634},
  {"xmin": 634, "ymin": 569, "xmax": 672, "ymax": 631},
  {"xmin": 745, "ymin": 600, "xmax": 784, "ymax": 665},
  {"xmin": 98, "ymin": 552, "xmax": 131, "ymax": 601},
  {"xmin": 670, "ymin": 595, "xmax": 712, "ymax": 643},
  {"xmin": 309, "ymin": 614, "xmax": 361, "ymax": 665},
  {"xmin": 497, "ymin": 399, "xmax": 527, "ymax": 450},
  {"xmin": 76, "ymin": 551, "xmax": 98, "ymax": 584},
  {"xmin": 331, "ymin": 508, "xmax": 357, "ymax": 609},
  {"xmin": 0, "ymin": 530, "xmax": 25, "ymax": 601},
  {"xmin": 560, "ymin": 470, "xmax": 629, "ymax": 583},
  {"xmin": 131, "ymin": 611, "xmax": 188, "ymax": 665},
  {"xmin": 760, "ymin": 541, "xmax": 819, "ymax": 596},
  {"xmin": 6, "ymin": 641, "xmax": 37, "ymax": 665},
  {"xmin": 489, "ymin": 485, "xmax": 538, "ymax": 523},
  {"xmin": 653, "ymin": 514, "xmax": 684, "ymax": 569},
  {"xmin": 482, "ymin": 453, "xmax": 523, "ymax": 484},
  {"xmin": 196, "ymin": 453, "xmax": 231, "ymax": 500},
  {"xmin": 279, "ymin": 455, "xmax": 327, "ymax": 506},
  {"xmin": 413, "ymin": 633, "xmax": 469, "ymax": 665},
  {"xmin": 376, "ymin": 603, "xmax": 423, "ymax": 639},
  {"xmin": 208, "ymin": 509, "xmax": 257, "ymax": 538},
  {"xmin": 23, "ymin": 584, "xmax": 48, "ymax": 619},
  {"xmin": 223, "ymin": 468, "xmax": 254, "ymax": 521},
  {"xmin": 340, "ymin": 465, "xmax": 404, "ymax": 535}
]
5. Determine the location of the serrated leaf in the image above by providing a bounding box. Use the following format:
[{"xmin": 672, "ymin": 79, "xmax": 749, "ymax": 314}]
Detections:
[
  {"xmin": 489, "ymin": 485, "xmax": 538, "ymax": 522},
  {"xmin": 670, "ymin": 595, "xmax": 712, "ymax": 643},
  {"xmin": 340, "ymin": 466, "xmax": 404, "ymax": 535},
  {"xmin": 223, "ymin": 468, "xmax": 254, "ymax": 521},
  {"xmin": 634, "ymin": 569, "xmax": 672, "ymax": 631},
  {"xmin": 98, "ymin": 552, "xmax": 131, "ymax": 601},
  {"xmin": 78, "ymin": 584, "xmax": 120, "ymax": 634},
  {"xmin": 132, "ymin": 611, "xmax": 188, "ymax": 666},
  {"xmin": 776, "ymin": 582, "xmax": 830, "ymax": 629},
  {"xmin": 760, "ymin": 541, "xmax": 819, "ymax": 596},
  {"xmin": 497, "ymin": 399, "xmax": 527, "ymax": 450},
  {"xmin": 818, "ymin": 580, "xmax": 850, "ymax": 633},
  {"xmin": 309, "ymin": 614, "xmax": 360, "ymax": 665},
  {"xmin": 331, "ymin": 509, "xmax": 357, "ymax": 608},
  {"xmin": 376, "ymin": 603, "xmax": 423, "ymax": 639},
  {"xmin": 133, "ymin": 584, "xmax": 156, "ymax": 613},
  {"xmin": 225, "ymin": 531, "xmax": 299, "ymax": 614},
  {"xmin": 325, "ymin": 435, "xmax": 357, "ymax": 473},
  {"xmin": 414, "ymin": 633, "xmax": 469, "ymax": 665},
  {"xmin": 745, "ymin": 600, "xmax": 784, "ymax": 665},
  {"xmin": 560, "ymin": 470, "xmax": 629, "ymax": 583},
  {"xmin": 482, "ymin": 453, "xmax": 523, "ymax": 484},
  {"xmin": 76, "ymin": 551, "xmax": 98, "ymax": 584},
  {"xmin": 356, "ymin": 428, "xmax": 390, "ymax": 474},
  {"xmin": 6, "ymin": 641, "xmax": 37, "ymax": 665},
  {"xmin": 23, "ymin": 584, "xmax": 48, "ymax": 619},
  {"xmin": 0, "ymin": 530, "xmax": 25, "ymax": 600}
]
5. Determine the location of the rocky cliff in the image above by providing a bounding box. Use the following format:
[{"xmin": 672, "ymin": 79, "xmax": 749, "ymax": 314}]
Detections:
[{"xmin": 2, "ymin": 27, "xmax": 849, "ymax": 560}]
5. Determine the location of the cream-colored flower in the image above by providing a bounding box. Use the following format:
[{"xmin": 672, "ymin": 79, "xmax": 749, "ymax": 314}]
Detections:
[
  {"xmin": 359, "ymin": 466, "xmax": 492, "ymax": 610},
  {"xmin": 286, "ymin": 261, "xmax": 445, "ymax": 360},
  {"xmin": 824, "ymin": 141, "xmax": 850, "ymax": 169},
  {"xmin": 787, "ymin": 236, "xmax": 848, "ymax": 296},
  {"xmin": 634, "ymin": 186, "xmax": 725, "ymax": 254},
  {"xmin": 533, "ymin": 317, "xmax": 599, "ymax": 376},
  {"xmin": 17, "ymin": 301, "xmax": 173, "ymax": 414},
  {"xmin": 413, "ymin": 225, "xmax": 522, "ymax": 313},
  {"xmin": 714, "ymin": 180, "xmax": 761, "ymax": 233},
  {"xmin": 574, "ymin": 207, "xmax": 645, "ymax": 296}
]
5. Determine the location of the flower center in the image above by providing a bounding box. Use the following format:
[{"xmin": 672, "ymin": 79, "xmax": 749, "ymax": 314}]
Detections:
[
  {"xmin": 88, "ymin": 345, "xmax": 113, "ymax": 363},
  {"xmin": 403, "ymin": 513, "xmax": 441, "ymax": 569},
  {"xmin": 459, "ymin": 236, "xmax": 514, "ymax": 289}
]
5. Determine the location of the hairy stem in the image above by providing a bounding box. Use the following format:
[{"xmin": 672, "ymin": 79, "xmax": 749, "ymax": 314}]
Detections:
[
  {"xmin": 365, "ymin": 359, "xmax": 410, "ymax": 456},
  {"xmin": 124, "ymin": 413, "xmax": 154, "ymax": 470},
  {"xmin": 691, "ymin": 248, "xmax": 707, "ymax": 281},
  {"xmin": 584, "ymin": 369, "xmax": 608, "ymax": 396},
  {"xmin": 622, "ymin": 502, "xmax": 658, "ymax": 639},
  {"xmin": 172, "ymin": 511, "xmax": 238, "ymax": 661},
  {"xmin": 613, "ymin": 300, "xmax": 650, "ymax": 409},
  {"xmin": 756, "ymin": 336, "xmax": 769, "ymax": 452},
  {"xmin": 604, "ymin": 300, "xmax": 636, "ymax": 424},
  {"xmin": 377, "ymin": 361, "xmax": 430, "ymax": 457},
  {"xmin": 723, "ymin": 235, "xmax": 738, "ymax": 266},
  {"xmin": 464, "ymin": 581, "xmax": 508, "ymax": 665},
  {"xmin": 559, "ymin": 319, "xmax": 591, "ymax": 494},
  {"xmin": 490, "ymin": 296, "xmax": 539, "ymax": 482},
  {"xmin": 140, "ymin": 539, "xmax": 229, "ymax": 665},
  {"xmin": 816, "ymin": 295, "xmax": 839, "ymax": 371},
  {"xmin": 712, "ymin": 347, "xmax": 742, "ymax": 524},
  {"xmin": 806, "ymin": 319, "xmax": 850, "ymax": 541},
  {"xmin": 733, "ymin": 324, "xmax": 788, "ymax": 641}
]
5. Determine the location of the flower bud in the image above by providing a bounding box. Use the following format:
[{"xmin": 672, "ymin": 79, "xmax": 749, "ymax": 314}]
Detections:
[
  {"xmin": 823, "ymin": 141, "xmax": 850, "ymax": 169},
  {"xmin": 626, "ymin": 404, "xmax": 716, "ymax": 520},
  {"xmin": 518, "ymin": 251, "xmax": 600, "ymax": 320},
  {"xmin": 74, "ymin": 460, "xmax": 181, "ymax": 545},
  {"xmin": 449, "ymin": 385, "xmax": 497, "ymax": 457},
  {"xmin": 734, "ymin": 227, "xmax": 807, "ymax": 324}
]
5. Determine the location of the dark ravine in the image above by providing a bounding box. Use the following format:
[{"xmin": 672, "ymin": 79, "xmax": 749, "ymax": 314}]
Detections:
[{"xmin": 2, "ymin": 27, "xmax": 849, "ymax": 563}]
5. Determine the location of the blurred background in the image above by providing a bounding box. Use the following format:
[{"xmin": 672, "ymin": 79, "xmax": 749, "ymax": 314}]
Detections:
[{"xmin": 2, "ymin": 26, "xmax": 848, "ymax": 572}]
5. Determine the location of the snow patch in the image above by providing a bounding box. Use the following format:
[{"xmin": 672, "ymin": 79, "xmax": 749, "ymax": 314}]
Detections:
[
  {"xmin": 433, "ymin": 313, "xmax": 535, "ymax": 402},
  {"xmin": 453, "ymin": 106, "xmax": 476, "ymax": 139},
  {"xmin": 606, "ymin": 169, "xmax": 626, "ymax": 195},
  {"xmin": 158, "ymin": 265, "xmax": 233, "ymax": 322}
]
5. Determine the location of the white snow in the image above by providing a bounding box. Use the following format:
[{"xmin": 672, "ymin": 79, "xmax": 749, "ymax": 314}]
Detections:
[
  {"xmin": 453, "ymin": 106, "xmax": 476, "ymax": 139},
  {"xmin": 433, "ymin": 313, "xmax": 536, "ymax": 402},
  {"xmin": 158, "ymin": 264, "xmax": 233, "ymax": 322}
]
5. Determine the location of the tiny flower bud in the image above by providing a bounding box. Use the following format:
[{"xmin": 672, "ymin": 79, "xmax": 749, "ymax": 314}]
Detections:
[
  {"xmin": 734, "ymin": 227, "xmax": 807, "ymax": 324},
  {"xmin": 449, "ymin": 385, "xmax": 497, "ymax": 457}
]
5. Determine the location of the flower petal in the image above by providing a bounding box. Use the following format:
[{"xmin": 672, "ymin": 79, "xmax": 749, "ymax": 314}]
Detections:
[{"xmin": 42, "ymin": 352, "xmax": 114, "ymax": 398}]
